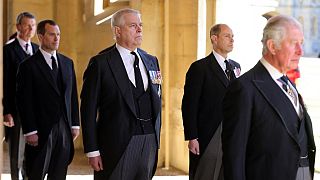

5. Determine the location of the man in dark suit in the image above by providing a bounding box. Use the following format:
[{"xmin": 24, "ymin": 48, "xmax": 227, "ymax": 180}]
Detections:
[
  {"xmin": 81, "ymin": 8, "xmax": 162, "ymax": 180},
  {"xmin": 16, "ymin": 20, "xmax": 80, "ymax": 180},
  {"xmin": 222, "ymin": 15, "xmax": 316, "ymax": 180},
  {"xmin": 3, "ymin": 12, "xmax": 38, "ymax": 180},
  {"xmin": 182, "ymin": 24, "xmax": 241, "ymax": 180}
]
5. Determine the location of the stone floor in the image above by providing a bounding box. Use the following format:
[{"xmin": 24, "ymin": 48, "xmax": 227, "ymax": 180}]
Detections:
[
  {"xmin": 1, "ymin": 143, "xmax": 188, "ymax": 179},
  {"xmin": 3, "ymin": 145, "xmax": 320, "ymax": 179}
]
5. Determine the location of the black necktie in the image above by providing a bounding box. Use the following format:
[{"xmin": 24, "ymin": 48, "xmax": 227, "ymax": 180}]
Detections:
[
  {"xmin": 279, "ymin": 75, "xmax": 297, "ymax": 105},
  {"xmin": 51, "ymin": 55, "xmax": 57, "ymax": 71},
  {"xmin": 279, "ymin": 76, "xmax": 289, "ymax": 91},
  {"xmin": 225, "ymin": 60, "xmax": 234, "ymax": 80},
  {"xmin": 25, "ymin": 43, "xmax": 30, "ymax": 56},
  {"xmin": 131, "ymin": 52, "xmax": 144, "ymax": 92}
]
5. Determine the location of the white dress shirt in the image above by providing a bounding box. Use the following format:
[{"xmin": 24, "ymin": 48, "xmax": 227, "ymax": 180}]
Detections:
[
  {"xmin": 212, "ymin": 50, "xmax": 229, "ymax": 77},
  {"xmin": 17, "ymin": 36, "xmax": 33, "ymax": 55},
  {"xmin": 116, "ymin": 44, "xmax": 149, "ymax": 90},
  {"xmin": 39, "ymin": 48, "xmax": 58, "ymax": 69}
]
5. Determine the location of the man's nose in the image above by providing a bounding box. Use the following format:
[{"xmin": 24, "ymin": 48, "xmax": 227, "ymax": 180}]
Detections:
[
  {"xmin": 296, "ymin": 44, "xmax": 303, "ymax": 56},
  {"xmin": 137, "ymin": 25, "xmax": 142, "ymax": 32}
]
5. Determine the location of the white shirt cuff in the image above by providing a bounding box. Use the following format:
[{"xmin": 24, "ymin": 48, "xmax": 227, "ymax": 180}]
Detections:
[
  {"xmin": 24, "ymin": 131, "xmax": 37, "ymax": 136},
  {"xmin": 72, "ymin": 126, "xmax": 80, "ymax": 129},
  {"xmin": 86, "ymin": 151, "xmax": 100, "ymax": 157}
]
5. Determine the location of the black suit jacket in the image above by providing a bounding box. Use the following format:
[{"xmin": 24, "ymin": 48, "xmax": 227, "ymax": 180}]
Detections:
[
  {"xmin": 81, "ymin": 47, "xmax": 161, "ymax": 178},
  {"xmin": 98, "ymin": 44, "xmax": 115, "ymax": 54},
  {"xmin": 16, "ymin": 50, "xmax": 80, "ymax": 152},
  {"xmin": 182, "ymin": 53, "xmax": 240, "ymax": 154},
  {"xmin": 222, "ymin": 61, "xmax": 316, "ymax": 180},
  {"xmin": 3, "ymin": 38, "xmax": 39, "ymax": 116},
  {"xmin": 3, "ymin": 38, "xmax": 39, "ymax": 141}
]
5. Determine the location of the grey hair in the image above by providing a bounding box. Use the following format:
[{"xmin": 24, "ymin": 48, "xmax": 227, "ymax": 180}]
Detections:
[
  {"xmin": 111, "ymin": 8, "xmax": 140, "ymax": 39},
  {"xmin": 262, "ymin": 15, "xmax": 302, "ymax": 55},
  {"xmin": 16, "ymin": 12, "xmax": 35, "ymax": 25}
]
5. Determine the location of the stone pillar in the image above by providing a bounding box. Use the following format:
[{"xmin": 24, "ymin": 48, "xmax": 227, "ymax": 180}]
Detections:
[
  {"xmin": 137, "ymin": 0, "xmax": 199, "ymax": 172},
  {"xmin": 168, "ymin": 0, "xmax": 199, "ymax": 172},
  {"xmin": 53, "ymin": 0, "xmax": 84, "ymax": 149},
  {"xmin": 139, "ymin": 0, "xmax": 200, "ymax": 173},
  {"xmin": 138, "ymin": 0, "xmax": 165, "ymax": 168},
  {"xmin": 206, "ymin": 0, "xmax": 216, "ymax": 54}
]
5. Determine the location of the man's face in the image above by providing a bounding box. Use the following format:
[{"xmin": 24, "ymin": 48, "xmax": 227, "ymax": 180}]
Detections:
[
  {"xmin": 115, "ymin": 13, "xmax": 143, "ymax": 51},
  {"xmin": 38, "ymin": 24, "xmax": 60, "ymax": 53},
  {"xmin": 17, "ymin": 17, "xmax": 36, "ymax": 41},
  {"xmin": 274, "ymin": 25, "xmax": 303, "ymax": 73},
  {"xmin": 212, "ymin": 25, "xmax": 234, "ymax": 57}
]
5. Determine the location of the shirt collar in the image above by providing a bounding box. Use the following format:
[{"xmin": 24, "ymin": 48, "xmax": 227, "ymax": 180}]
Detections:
[
  {"xmin": 16, "ymin": 36, "xmax": 31, "ymax": 48},
  {"xmin": 116, "ymin": 43, "xmax": 138, "ymax": 56},
  {"xmin": 212, "ymin": 50, "xmax": 230, "ymax": 70},
  {"xmin": 213, "ymin": 50, "xmax": 228, "ymax": 62},
  {"xmin": 260, "ymin": 57, "xmax": 284, "ymax": 80},
  {"xmin": 39, "ymin": 47, "xmax": 57, "ymax": 60}
]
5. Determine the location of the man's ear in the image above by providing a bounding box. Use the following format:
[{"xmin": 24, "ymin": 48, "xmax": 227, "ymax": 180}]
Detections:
[
  {"xmin": 115, "ymin": 26, "xmax": 121, "ymax": 38},
  {"xmin": 16, "ymin": 24, "xmax": 21, "ymax": 33},
  {"xmin": 37, "ymin": 34, "xmax": 43, "ymax": 43},
  {"xmin": 210, "ymin": 34, "xmax": 217, "ymax": 44},
  {"xmin": 267, "ymin": 39, "xmax": 277, "ymax": 55}
]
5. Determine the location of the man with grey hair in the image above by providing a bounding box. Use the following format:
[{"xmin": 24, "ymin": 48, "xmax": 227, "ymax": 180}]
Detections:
[
  {"xmin": 222, "ymin": 15, "xmax": 315, "ymax": 180},
  {"xmin": 81, "ymin": 8, "xmax": 162, "ymax": 180},
  {"xmin": 3, "ymin": 11, "xmax": 38, "ymax": 180},
  {"xmin": 182, "ymin": 24, "xmax": 240, "ymax": 180}
]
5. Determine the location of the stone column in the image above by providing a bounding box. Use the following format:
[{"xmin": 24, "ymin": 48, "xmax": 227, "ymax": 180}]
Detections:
[
  {"xmin": 53, "ymin": 0, "xmax": 84, "ymax": 149},
  {"xmin": 167, "ymin": 0, "xmax": 199, "ymax": 172}
]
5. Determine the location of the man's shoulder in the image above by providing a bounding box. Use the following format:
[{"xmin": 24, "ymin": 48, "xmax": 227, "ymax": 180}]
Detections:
[
  {"xmin": 138, "ymin": 48, "xmax": 155, "ymax": 59},
  {"xmin": 229, "ymin": 59, "xmax": 240, "ymax": 68},
  {"xmin": 57, "ymin": 53, "xmax": 76, "ymax": 67},
  {"xmin": 31, "ymin": 42, "xmax": 39, "ymax": 49},
  {"xmin": 186, "ymin": 58, "xmax": 208, "ymax": 76},
  {"xmin": 138, "ymin": 49, "xmax": 161, "ymax": 70},
  {"xmin": 94, "ymin": 50, "xmax": 111, "ymax": 61},
  {"xmin": 57, "ymin": 53, "xmax": 72, "ymax": 61},
  {"xmin": 137, "ymin": 48, "xmax": 148, "ymax": 54},
  {"xmin": 98, "ymin": 44, "xmax": 115, "ymax": 54},
  {"xmin": 4, "ymin": 39, "xmax": 18, "ymax": 50},
  {"xmin": 235, "ymin": 62, "xmax": 262, "ymax": 85},
  {"xmin": 87, "ymin": 50, "xmax": 111, "ymax": 67},
  {"xmin": 189, "ymin": 54, "xmax": 212, "ymax": 68}
]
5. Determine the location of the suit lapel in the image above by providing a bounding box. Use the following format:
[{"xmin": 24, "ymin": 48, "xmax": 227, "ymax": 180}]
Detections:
[
  {"xmin": 31, "ymin": 43, "xmax": 39, "ymax": 54},
  {"xmin": 57, "ymin": 54, "xmax": 68, "ymax": 94},
  {"xmin": 107, "ymin": 49, "xmax": 137, "ymax": 117},
  {"xmin": 252, "ymin": 62, "xmax": 299, "ymax": 145},
  {"xmin": 34, "ymin": 51, "xmax": 61, "ymax": 95},
  {"xmin": 207, "ymin": 53, "xmax": 229, "ymax": 87},
  {"xmin": 138, "ymin": 49, "xmax": 161, "ymax": 118}
]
